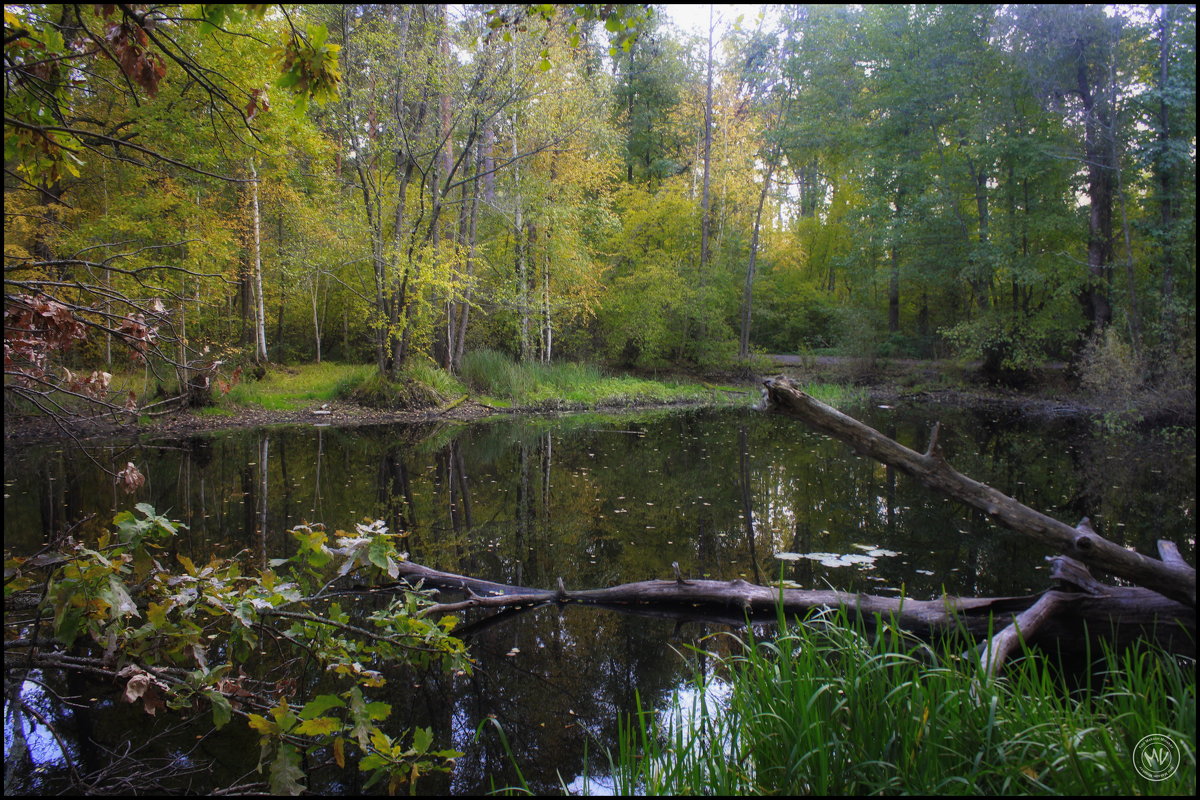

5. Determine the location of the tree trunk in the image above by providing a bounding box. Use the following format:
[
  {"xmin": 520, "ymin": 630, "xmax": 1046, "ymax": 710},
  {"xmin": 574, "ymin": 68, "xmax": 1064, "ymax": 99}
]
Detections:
[
  {"xmin": 739, "ymin": 158, "xmax": 775, "ymax": 359},
  {"xmin": 310, "ymin": 278, "xmax": 322, "ymax": 364},
  {"xmin": 1155, "ymin": 3, "xmax": 1179, "ymax": 348},
  {"xmin": 249, "ymin": 160, "xmax": 267, "ymax": 363},
  {"xmin": 1078, "ymin": 49, "xmax": 1116, "ymax": 335},
  {"xmin": 388, "ymin": 556, "xmax": 1192, "ymax": 670},
  {"xmin": 452, "ymin": 136, "xmax": 483, "ymax": 373},
  {"xmin": 888, "ymin": 186, "xmax": 905, "ymax": 334},
  {"xmin": 699, "ymin": 8, "xmax": 714, "ymax": 282}
]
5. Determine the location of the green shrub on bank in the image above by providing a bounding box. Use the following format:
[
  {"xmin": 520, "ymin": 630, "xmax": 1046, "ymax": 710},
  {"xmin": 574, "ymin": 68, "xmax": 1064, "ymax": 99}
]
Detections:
[
  {"xmin": 336, "ymin": 363, "xmax": 466, "ymax": 411},
  {"xmin": 603, "ymin": 610, "xmax": 1195, "ymax": 796},
  {"xmin": 204, "ymin": 356, "xmax": 864, "ymax": 415}
]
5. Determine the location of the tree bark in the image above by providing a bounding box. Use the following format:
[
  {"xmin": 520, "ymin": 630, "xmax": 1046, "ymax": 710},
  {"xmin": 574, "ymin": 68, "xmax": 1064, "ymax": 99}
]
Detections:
[{"xmin": 699, "ymin": 7, "xmax": 714, "ymax": 282}]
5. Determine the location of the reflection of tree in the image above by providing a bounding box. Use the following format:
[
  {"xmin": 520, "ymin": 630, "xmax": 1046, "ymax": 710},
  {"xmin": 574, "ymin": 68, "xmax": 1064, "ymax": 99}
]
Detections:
[
  {"xmin": 378, "ymin": 445, "xmax": 415, "ymax": 539},
  {"xmin": 738, "ymin": 426, "xmax": 762, "ymax": 584},
  {"xmin": 408, "ymin": 607, "xmax": 710, "ymax": 795},
  {"xmin": 256, "ymin": 434, "xmax": 269, "ymax": 568}
]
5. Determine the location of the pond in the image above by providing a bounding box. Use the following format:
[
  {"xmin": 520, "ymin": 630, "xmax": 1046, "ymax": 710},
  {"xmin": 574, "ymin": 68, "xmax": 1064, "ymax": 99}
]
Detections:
[{"xmin": 4, "ymin": 403, "xmax": 1195, "ymax": 794}]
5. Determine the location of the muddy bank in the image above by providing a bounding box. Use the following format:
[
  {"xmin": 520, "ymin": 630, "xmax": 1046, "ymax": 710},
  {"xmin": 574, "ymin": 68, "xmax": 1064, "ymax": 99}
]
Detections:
[{"xmin": 2, "ymin": 398, "xmax": 496, "ymax": 444}]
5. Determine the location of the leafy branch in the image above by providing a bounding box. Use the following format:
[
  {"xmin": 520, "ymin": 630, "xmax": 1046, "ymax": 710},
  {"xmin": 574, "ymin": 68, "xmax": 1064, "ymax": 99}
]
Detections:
[{"xmin": 4, "ymin": 506, "xmax": 468, "ymax": 795}]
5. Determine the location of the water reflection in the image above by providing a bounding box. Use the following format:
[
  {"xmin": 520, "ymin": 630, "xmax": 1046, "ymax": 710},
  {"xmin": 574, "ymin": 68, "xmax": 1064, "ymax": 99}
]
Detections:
[{"xmin": 4, "ymin": 405, "xmax": 1195, "ymax": 794}]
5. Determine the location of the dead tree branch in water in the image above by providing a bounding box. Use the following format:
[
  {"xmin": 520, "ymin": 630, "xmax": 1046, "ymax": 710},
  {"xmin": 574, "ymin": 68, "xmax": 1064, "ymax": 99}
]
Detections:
[{"xmin": 755, "ymin": 376, "xmax": 1195, "ymax": 608}]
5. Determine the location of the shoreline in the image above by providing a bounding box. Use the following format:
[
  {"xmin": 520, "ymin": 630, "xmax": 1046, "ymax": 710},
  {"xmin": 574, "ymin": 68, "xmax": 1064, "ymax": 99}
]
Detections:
[{"xmin": 4, "ymin": 382, "xmax": 1150, "ymax": 446}]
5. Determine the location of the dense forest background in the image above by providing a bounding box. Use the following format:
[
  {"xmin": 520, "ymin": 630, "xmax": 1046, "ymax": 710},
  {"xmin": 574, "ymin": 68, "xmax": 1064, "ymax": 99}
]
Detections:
[{"xmin": 5, "ymin": 4, "xmax": 1196, "ymax": 411}]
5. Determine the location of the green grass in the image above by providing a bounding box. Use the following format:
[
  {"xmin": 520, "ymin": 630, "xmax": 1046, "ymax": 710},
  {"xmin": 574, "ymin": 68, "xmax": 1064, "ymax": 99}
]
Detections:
[
  {"xmin": 335, "ymin": 365, "xmax": 465, "ymax": 411},
  {"xmin": 459, "ymin": 349, "xmax": 722, "ymax": 408},
  {"xmin": 210, "ymin": 357, "xmax": 866, "ymax": 414},
  {"xmin": 600, "ymin": 609, "xmax": 1196, "ymax": 796},
  {"xmin": 801, "ymin": 382, "xmax": 868, "ymax": 408},
  {"xmin": 223, "ymin": 362, "xmax": 373, "ymax": 411}
]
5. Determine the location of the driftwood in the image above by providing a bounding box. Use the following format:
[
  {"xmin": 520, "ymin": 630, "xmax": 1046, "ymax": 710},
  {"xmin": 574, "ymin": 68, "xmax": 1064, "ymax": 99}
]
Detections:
[{"xmin": 384, "ymin": 379, "xmax": 1195, "ymax": 673}]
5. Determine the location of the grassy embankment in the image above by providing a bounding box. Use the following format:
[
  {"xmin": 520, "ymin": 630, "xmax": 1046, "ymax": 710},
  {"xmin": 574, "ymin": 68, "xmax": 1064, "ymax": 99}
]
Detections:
[
  {"xmin": 207, "ymin": 350, "xmax": 864, "ymax": 415},
  {"xmin": 590, "ymin": 609, "xmax": 1195, "ymax": 796}
]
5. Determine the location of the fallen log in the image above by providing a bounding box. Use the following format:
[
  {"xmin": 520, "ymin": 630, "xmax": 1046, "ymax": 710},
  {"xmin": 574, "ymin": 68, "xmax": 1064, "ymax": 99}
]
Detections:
[
  {"xmin": 391, "ymin": 557, "xmax": 1194, "ymax": 666},
  {"xmin": 755, "ymin": 376, "xmax": 1196, "ymax": 608}
]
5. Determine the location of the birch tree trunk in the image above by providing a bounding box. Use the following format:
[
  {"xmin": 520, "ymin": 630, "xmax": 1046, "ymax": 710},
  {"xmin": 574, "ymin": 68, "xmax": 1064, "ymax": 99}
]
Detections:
[{"xmin": 249, "ymin": 159, "xmax": 268, "ymax": 363}]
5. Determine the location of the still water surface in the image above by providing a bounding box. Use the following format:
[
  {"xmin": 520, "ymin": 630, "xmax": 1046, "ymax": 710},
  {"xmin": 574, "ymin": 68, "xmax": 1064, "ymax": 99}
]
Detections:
[{"xmin": 4, "ymin": 404, "xmax": 1195, "ymax": 793}]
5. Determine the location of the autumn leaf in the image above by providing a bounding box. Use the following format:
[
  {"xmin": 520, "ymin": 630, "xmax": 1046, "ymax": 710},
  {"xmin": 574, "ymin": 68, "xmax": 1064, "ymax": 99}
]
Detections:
[
  {"xmin": 118, "ymin": 666, "xmax": 168, "ymax": 715},
  {"xmin": 295, "ymin": 716, "xmax": 340, "ymax": 736},
  {"xmin": 247, "ymin": 712, "xmax": 278, "ymax": 736},
  {"xmin": 116, "ymin": 462, "xmax": 145, "ymax": 494}
]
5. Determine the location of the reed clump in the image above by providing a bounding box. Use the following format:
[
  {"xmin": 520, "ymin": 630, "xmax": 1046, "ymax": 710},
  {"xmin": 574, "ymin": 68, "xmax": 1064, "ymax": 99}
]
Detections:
[{"xmin": 602, "ymin": 610, "xmax": 1195, "ymax": 796}]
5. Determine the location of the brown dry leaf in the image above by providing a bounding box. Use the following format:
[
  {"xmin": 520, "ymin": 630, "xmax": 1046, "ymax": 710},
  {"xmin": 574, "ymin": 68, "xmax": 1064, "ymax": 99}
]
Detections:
[
  {"xmin": 119, "ymin": 666, "xmax": 169, "ymax": 715},
  {"xmin": 116, "ymin": 462, "xmax": 145, "ymax": 494}
]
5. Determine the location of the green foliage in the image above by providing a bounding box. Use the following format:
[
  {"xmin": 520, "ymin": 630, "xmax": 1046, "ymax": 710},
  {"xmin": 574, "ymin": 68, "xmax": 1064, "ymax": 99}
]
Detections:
[
  {"xmin": 944, "ymin": 312, "xmax": 1078, "ymax": 384},
  {"xmin": 596, "ymin": 185, "xmax": 705, "ymax": 366},
  {"xmin": 5, "ymin": 3, "xmax": 1196, "ymax": 419},
  {"xmin": 340, "ymin": 371, "xmax": 446, "ymax": 411},
  {"xmin": 486, "ymin": 4, "xmax": 654, "ymax": 63},
  {"xmin": 3, "ymin": 5, "xmax": 340, "ymax": 186},
  {"xmin": 5, "ymin": 505, "xmax": 468, "ymax": 795},
  {"xmin": 606, "ymin": 610, "xmax": 1196, "ymax": 795},
  {"xmin": 755, "ymin": 276, "xmax": 839, "ymax": 352},
  {"xmin": 271, "ymin": 23, "xmax": 341, "ymax": 110}
]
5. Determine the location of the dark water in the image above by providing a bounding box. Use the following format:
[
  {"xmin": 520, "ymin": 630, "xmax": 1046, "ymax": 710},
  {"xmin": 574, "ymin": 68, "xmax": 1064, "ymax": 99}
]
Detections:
[{"xmin": 4, "ymin": 404, "xmax": 1195, "ymax": 793}]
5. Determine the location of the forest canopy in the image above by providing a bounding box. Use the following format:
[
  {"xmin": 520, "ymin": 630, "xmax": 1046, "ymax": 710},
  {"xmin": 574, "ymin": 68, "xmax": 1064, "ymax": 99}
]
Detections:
[{"xmin": 4, "ymin": 3, "xmax": 1196, "ymax": 412}]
